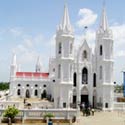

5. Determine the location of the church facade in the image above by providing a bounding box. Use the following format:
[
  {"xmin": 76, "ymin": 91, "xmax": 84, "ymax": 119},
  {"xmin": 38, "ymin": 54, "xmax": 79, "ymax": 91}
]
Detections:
[{"xmin": 9, "ymin": 5, "xmax": 114, "ymax": 110}]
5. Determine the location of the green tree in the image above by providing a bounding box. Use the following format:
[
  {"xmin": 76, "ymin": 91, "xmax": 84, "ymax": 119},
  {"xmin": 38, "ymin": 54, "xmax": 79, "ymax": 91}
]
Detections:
[
  {"xmin": 0, "ymin": 82, "xmax": 9, "ymax": 91},
  {"xmin": 115, "ymin": 84, "xmax": 123, "ymax": 93},
  {"xmin": 3, "ymin": 106, "xmax": 19, "ymax": 123},
  {"xmin": 43, "ymin": 112, "xmax": 55, "ymax": 122}
]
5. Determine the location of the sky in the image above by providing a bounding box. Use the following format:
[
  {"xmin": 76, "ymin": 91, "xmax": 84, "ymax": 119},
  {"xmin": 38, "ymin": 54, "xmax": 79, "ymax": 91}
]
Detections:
[{"xmin": 0, "ymin": 0, "xmax": 125, "ymax": 84}]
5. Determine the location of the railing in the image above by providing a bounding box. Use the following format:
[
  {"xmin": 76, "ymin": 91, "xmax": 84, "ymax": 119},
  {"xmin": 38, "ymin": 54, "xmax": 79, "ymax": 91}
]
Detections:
[
  {"xmin": 113, "ymin": 102, "xmax": 125, "ymax": 111},
  {"xmin": 0, "ymin": 108, "xmax": 78, "ymax": 123},
  {"xmin": 0, "ymin": 101, "xmax": 20, "ymax": 109}
]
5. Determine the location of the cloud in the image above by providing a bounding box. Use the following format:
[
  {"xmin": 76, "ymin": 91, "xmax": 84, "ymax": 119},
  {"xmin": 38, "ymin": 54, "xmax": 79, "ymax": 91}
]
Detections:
[
  {"xmin": 74, "ymin": 29, "xmax": 96, "ymax": 54},
  {"xmin": 111, "ymin": 24, "xmax": 125, "ymax": 48},
  {"xmin": 11, "ymin": 30, "xmax": 55, "ymax": 72},
  {"xmin": 9, "ymin": 27, "xmax": 23, "ymax": 37},
  {"xmin": 115, "ymin": 50, "xmax": 125, "ymax": 57},
  {"xmin": 77, "ymin": 8, "xmax": 97, "ymax": 27},
  {"xmin": 110, "ymin": 23, "xmax": 125, "ymax": 58}
]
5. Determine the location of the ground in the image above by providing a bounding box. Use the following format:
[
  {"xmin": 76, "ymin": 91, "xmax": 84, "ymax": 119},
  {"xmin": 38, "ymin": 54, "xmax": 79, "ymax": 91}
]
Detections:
[
  {"xmin": 76, "ymin": 111, "xmax": 125, "ymax": 125},
  {"xmin": 1, "ymin": 111, "xmax": 125, "ymax": 125}
]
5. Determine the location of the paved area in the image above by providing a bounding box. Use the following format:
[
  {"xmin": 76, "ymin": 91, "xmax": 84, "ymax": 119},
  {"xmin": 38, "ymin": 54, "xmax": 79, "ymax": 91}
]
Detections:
[
  {"xmin": 76, "ymin": 111, "xmax": 125, "ymax": 125},
  {"xmin": 1, "ymin": 111, "xmax": 125, "ymax": 125}
]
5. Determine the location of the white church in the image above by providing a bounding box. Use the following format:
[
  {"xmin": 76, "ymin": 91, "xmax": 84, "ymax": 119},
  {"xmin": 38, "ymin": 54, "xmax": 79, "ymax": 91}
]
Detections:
[{"xmin": 9, "ymin": 4, "xmax": 114, "ymax": 110}]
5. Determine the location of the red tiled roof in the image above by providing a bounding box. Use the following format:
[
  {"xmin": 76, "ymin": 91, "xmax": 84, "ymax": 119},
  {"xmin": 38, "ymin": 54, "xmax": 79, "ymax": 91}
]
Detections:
[{"xmin": 16, "ymin": 72, "xmax": 49, "ymax": 78}]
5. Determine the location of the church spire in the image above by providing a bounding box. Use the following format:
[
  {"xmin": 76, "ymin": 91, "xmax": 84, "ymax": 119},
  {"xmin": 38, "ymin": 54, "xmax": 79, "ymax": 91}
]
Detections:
[
  {"xmin": 10, "ymin": 52, "xmax": 17, "ymax": 78},
  {"xmin": 62, "ymin": 4, "xmax": 71, "ymax": 30},
  {"xmin": 36, "ymin": 56, "xmax": 42, "ymax": 72},
  {"xmin": 11, "ymin": 52, "xmax": 17, "ymax": 66},
  {"xmin": 99, "ymin": 4, "xmax": 109, "ymax": 31},
  {"xmin": 57, "ymin": 4, "xmax": 73, "ymax": 33}
]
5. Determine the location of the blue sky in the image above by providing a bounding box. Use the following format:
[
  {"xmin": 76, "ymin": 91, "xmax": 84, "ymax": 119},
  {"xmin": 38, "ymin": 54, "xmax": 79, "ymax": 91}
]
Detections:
[{"xmin": 0, "ymin": 0, "xmax": 125, "ymax": 84}]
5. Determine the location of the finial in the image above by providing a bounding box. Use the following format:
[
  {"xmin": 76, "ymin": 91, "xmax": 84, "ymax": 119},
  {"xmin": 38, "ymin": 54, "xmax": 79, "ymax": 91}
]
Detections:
[
  {"xmin": 64, "ymin": 0, "xmax": 67, "ymax": 5},
  {"xmin": 103, "ymin": 0, "xmax": 106, "ymax": 8},
  {"xmin": 84, "ymin": 26, "xmax": 88, "ymax": 41},
  {"xmin": 12, "ymin": 49, "xmax": 15, "ymax": 55},
  {"xmin": 36, "ymin": 55, "xmax": 42, "ymax": 72},
  {"xmin": 11, "ymin": 51, "xmax": 17, "ymax": 65}
]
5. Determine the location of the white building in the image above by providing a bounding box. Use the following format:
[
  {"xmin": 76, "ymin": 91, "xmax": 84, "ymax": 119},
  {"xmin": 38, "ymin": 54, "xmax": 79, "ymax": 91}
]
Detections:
[{"xmin": 9, "ymin": 5, "xmax": 114, "ymax": 110}]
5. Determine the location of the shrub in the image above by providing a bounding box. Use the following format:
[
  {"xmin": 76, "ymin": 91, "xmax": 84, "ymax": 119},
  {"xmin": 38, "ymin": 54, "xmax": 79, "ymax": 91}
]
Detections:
[
  {"xmin": 43, "ymin": 113, "xmax": 55, "ymax": 119},
  {"xmin": 3, "ymin": 106, "xmax": 19, "ymax": 120}
]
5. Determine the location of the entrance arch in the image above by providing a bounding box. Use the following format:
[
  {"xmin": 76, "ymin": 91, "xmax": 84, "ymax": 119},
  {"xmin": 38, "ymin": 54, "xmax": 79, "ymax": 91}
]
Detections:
[
  {"xmin": 26, "ymin": 89, "xmax": 30, "ymax": 98},
  {"xmin": 81, "ymin": 87, "xmax": 89, "ymax": 105},
  {"xmin": 34, "ymin": 89, "xmax": 38, "ymax": 96},
  {"xmin": 93, "ymin": 90, "xmax": 97, "ymax": 108},
  {"xmin": 41, "ymin": 90, "xmax": 47, "ymax": 99},
  {"xmin": 73, "ymin": 89, "xmax": 77, "ymax": 104}
]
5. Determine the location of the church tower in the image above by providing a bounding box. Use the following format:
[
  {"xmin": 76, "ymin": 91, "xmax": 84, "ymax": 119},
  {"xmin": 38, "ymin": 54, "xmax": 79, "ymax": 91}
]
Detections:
[
  {"xmin": 95, "ymin": 5, "xmax": 114, "ymax": 110},
  {"xmin": 36, "ymin": 56, "xmax": 42, "ymax": 72},
  {"xmin": 54, "ymin": 4, "xmax": 74, "ymax": 108},
  {"xmin": 10, "ymin": 52, "xmax": 17, "ymax": 95},
  {"xmin": 10, "ymin": 52, "xmax": 17, "ymax": 80}
]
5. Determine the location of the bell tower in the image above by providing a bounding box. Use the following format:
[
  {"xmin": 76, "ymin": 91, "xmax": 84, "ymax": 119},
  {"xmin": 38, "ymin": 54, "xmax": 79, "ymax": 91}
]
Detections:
[
  {"xmin": 54, "ymin": 4, "xmax": 74, "ymax": 108},
  {"xmin": 95, "ymin": 5, "xmax": 114, "ymax": 110}
]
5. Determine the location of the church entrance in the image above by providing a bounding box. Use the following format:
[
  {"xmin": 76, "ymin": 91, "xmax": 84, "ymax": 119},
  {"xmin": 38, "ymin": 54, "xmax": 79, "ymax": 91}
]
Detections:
[
  {"xmin": 81, "ymin": 95, "xmax": 88, "ymax": 104},
  {"xmin": 73, "ymin": 89, "xmax": 77, "ymax": 104},
  {"xmin": 93, "ymin": 90, "xmax": 97, "ymax": 108},
  {"xmin": 41, "ymin": 90, "xmax": 47, "ymax": 99},
  {"xmin": 81, "ymin": 87, "xmax": 89, "ymax": 106},
  {"xmin": 26, "ymin": 89, "xmax": 30, "ymax": 98},
  {"xmin": 72, "ymin": 89, "xmax": 77, "ymax": 108},
  {"xmin": 73, "ymin": 95, "xmax": 76, "ymax": 104}
]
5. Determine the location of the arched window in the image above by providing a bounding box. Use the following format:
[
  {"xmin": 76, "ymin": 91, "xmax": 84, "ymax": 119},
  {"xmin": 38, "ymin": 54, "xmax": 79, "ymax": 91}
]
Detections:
[
  {"xmin": 58, "ymin": 64, "xmax": 61, "ymax": 78},
  {"xmin": 82, "ymin": 68, "xmax": 88, "ymax": 84},
  {"xmin": 34, "ymin": 90, "xmax": 38, "ymax": 96},
  {"xmin": 99, "ymin": 66, "xmax": 103, "ymax": 79},
  {"xmin": 93, "ymin": 73, "xmax": 96, "ymax": 87},
  {"xmin": 83, "ymin": 50, "xmax": 87, "ymax": 58},
  {"xmin": 70, "ymin": 43, "xmax": 72, "ymax": 54},
  {"xmin": 42, "ymin": 90, "xmax": 47, "ymax": 99},
  {"xmin": 73, "ymin": 72, "xmax": 77, "ymax": 87},
  {"xmin": 100, "ymin": 45, "xmax": 103, "ymax": 55},
  {"xmin": 53, "ymin": 68, "xmax": 55, "ymax": 72},
  {"xmin": 17, "ymin": 89, "xmax": 21, "ymax": 96},
  {"xmin": 58, "ymin": 42, "xmax": 62, "ymax": 54}
]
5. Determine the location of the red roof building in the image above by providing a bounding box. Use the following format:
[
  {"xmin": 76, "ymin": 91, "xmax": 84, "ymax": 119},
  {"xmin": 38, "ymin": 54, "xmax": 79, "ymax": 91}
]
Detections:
[{"xmin": 16, "ymin": 72, "xmax": 49, "ymax": 79}]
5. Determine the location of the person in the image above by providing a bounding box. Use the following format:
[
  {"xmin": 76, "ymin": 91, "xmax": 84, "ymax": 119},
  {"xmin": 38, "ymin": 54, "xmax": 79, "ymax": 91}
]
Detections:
[
  {"xmin": 91, "ymin": 108, "xmax": 95, "ymax": 116},
  {"xmin": 82, "ymin": 103, "xmax": 85, "ymax": 110},
  {"xmin": 48, "ymin": 119, "xmax": 53, "ymax": 125},
  {"xmin": 24, "ymin": 98, "xmax": 26, "ymax": 104},
  {"xmin": 88, "ymin": 106, "xmax": 91, "ymax": 116}
]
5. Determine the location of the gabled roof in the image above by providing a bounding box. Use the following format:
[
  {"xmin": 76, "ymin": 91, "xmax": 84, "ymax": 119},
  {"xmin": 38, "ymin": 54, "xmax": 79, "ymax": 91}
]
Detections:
[{"xmin": 79, "ymin": 39, "xmax": 90, "ymax": 52}]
